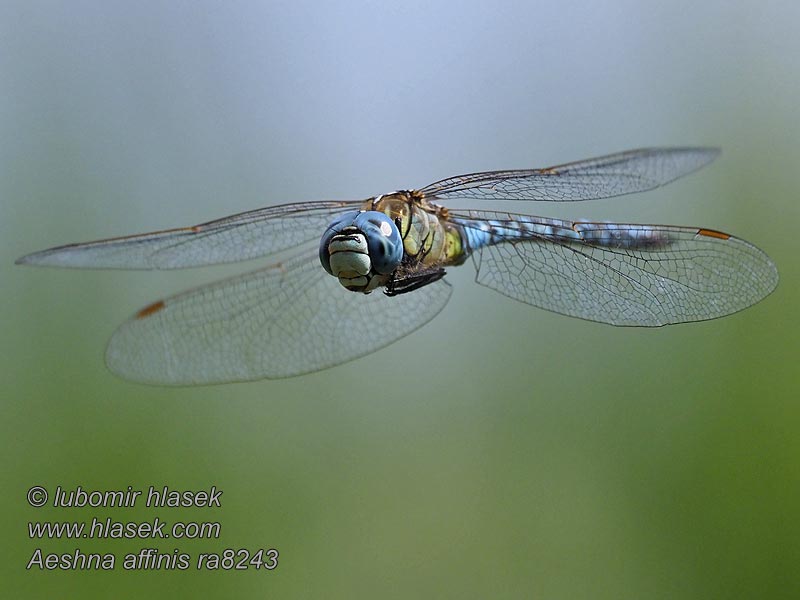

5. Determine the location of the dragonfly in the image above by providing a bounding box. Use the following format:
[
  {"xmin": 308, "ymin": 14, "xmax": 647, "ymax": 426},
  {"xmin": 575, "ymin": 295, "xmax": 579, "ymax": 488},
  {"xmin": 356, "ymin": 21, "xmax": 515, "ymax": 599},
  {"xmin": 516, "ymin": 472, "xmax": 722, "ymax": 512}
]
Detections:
[{"xmin": 16, "ymin": 147, "xmax": 778, "ymax": 385}]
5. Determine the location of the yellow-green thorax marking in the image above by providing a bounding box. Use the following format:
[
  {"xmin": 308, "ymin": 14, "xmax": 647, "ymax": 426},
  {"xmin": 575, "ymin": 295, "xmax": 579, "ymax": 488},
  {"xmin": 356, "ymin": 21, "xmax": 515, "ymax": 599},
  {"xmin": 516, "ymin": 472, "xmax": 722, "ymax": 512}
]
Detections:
[{"xmin": 363, "ymin": 191, "xmax": 467, "ymax": 268}]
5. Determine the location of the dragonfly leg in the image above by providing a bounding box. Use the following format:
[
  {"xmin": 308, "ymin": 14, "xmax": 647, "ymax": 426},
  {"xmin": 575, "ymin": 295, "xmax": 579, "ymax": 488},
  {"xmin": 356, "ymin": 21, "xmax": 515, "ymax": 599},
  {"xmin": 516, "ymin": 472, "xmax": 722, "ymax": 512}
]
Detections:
[{"xmin": 385, "ymin": 268, "xmax": 446, "ymax": 297}]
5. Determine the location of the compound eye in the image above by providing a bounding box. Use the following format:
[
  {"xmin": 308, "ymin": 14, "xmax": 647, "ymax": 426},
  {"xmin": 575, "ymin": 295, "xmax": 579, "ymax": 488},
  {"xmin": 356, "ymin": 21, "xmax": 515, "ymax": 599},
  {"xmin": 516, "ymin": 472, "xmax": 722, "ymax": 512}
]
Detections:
[
  {"xmin": 319, "ymin": 210, "xmax": 361, "ymax": 274},
  {"xmin": 354, "ymin": 211, "xmax": 403, "ymax": 274}
]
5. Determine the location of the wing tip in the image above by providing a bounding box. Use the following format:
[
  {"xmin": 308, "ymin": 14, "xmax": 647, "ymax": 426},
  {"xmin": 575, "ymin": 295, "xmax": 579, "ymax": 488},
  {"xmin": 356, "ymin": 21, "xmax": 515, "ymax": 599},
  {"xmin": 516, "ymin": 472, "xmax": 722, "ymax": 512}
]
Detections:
[
  {"xmin": 617, "ymin": 146, "xmax": 721, "ymax": 169},
  {"xmin": 15, "ymin": 249, "xmax": 58, "ymax": 267},
  {"xmin": 14, "ymin": 247, "xmax": 97, "ymax": 269},
  {"xmin": 645, "ymin": 145, "xmax": 721, "ymax": 170}
]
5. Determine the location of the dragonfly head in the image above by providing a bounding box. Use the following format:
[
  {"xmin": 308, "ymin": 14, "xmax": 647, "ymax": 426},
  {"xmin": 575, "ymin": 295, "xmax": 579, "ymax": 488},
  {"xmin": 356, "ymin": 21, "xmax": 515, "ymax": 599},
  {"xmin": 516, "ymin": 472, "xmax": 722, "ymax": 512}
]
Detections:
[{"xmin": 320, "ymin": 210, "xmax": 404, "ymax": 293}]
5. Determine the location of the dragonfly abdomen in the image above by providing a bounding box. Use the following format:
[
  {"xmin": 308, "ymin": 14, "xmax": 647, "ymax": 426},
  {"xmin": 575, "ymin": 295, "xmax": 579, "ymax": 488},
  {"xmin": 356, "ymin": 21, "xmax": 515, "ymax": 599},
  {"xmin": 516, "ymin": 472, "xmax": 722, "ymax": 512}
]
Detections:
[{"xmin": 453, "ymin": 216, "xmax": 674, "ymax": 253}]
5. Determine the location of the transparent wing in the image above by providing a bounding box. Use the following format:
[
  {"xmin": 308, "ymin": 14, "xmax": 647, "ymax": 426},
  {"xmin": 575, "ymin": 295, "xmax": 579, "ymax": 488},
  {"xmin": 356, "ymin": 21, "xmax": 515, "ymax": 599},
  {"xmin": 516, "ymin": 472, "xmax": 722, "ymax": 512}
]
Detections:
[
  {"xmin": 453, "ymin": 210, "xmax": 778, "ymax": 326},
  {"xmin": 105, "ymin": 248, "xmax": 453, "ymax": 384},
  {"xmin": 15, "ymin": 200, "xmax": 362, "ymax": 269},
  {"xmin": 419, "ymin": 147, "xmax": 719, "ymax": 202}
]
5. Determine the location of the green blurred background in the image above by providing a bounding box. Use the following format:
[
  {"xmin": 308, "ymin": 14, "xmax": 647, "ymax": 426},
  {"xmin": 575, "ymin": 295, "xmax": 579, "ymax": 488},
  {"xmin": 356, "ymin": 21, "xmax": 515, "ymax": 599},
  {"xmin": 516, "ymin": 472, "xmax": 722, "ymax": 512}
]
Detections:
[{"xmin": 2, "ymin": 1, "xmax": 799, "ymax": 598}]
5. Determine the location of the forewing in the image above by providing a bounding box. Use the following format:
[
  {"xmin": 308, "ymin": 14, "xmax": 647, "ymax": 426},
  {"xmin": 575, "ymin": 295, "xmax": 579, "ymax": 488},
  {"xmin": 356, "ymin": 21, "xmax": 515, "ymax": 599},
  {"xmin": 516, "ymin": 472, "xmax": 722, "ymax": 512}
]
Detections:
[
  {"xmin": 455, "ymin": 211, "xmax": 778, "ymax": 326},
  {"xmin": 105, "ymin": 249, "xmax": 453, "ymax": 384},
  {"xmin": 419, "ymin": 148, "xmax": 719, "ymax": 202},
  {"xmin": 16, "ymin": 200, "xmax": 362, "ymax": 269}
]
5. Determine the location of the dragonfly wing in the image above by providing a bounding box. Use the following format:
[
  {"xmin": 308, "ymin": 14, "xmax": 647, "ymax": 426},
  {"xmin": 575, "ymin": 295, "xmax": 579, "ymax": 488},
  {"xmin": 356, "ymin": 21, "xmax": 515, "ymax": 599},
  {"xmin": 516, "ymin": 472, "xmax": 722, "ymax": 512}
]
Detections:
[
  {"xmin": 105, "ymin": 248, "xmax": 453, "ymax": 384},
  {"xmin": 419, "ymin": 147, "xmax": 719, "ymax": 202},
  {"xmin": 454, "ymin": 211, "xmax": 778, "ymax": 326},
  {"xmin": 16, "ymin": 200, "xmax": 363, "ymax": 269}
]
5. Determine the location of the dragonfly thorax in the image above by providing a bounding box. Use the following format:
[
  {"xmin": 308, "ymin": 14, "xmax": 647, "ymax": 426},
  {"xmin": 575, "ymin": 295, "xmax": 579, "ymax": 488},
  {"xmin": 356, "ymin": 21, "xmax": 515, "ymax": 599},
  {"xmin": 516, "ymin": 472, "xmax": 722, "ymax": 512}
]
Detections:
[{"xmin": 319, "ymin": 210, "xmax": 404, "ymax": 293}]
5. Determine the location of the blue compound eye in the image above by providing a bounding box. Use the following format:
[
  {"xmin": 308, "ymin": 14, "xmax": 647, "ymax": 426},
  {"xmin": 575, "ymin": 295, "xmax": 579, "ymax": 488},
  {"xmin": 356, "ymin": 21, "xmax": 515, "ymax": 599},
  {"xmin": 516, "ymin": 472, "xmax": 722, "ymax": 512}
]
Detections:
[
  {"xmin": 353, "ymin": 211, "xmax": 403, "ymax": 274},
  {"xmin": 319, "ymin": 210, "xmax": 361, "ymax": 274}
]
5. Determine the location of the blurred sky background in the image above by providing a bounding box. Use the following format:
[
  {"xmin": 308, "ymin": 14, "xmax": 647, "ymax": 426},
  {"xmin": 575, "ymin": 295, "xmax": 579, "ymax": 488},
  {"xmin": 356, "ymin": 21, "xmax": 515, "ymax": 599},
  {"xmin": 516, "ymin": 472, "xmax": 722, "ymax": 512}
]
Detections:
[{"xmin": 2, "ymin": 1, "xmax": 799, "ymax": 598}]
